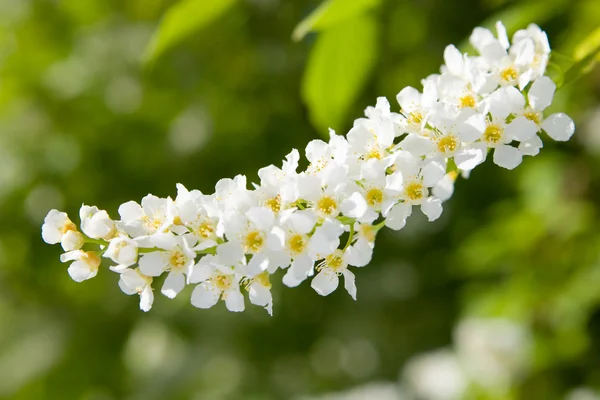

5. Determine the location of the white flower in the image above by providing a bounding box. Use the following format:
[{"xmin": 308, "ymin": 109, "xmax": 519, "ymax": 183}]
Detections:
[
  {"xmin": 255, "ymin": 149, "xmax": 301, "ymax": 214},
  {"xmin": 221, "ymin": 206, "xmax": 288, "ymax": 276},
  {"xmin": 138, "ymin": 233, "xmax": 196, "ymax": 299},
  {"xmin": 246, "ymin": 271, "xmax": 274, "ymax": 315},
  {"xmin": 189, "ymin": 254, "xmax": 245, "ymax": 312},
  {"xmin": 280, "ymin": 209, "xmax": 318, "ymax": 288},
  {"xmin": 80, "ymin": 205, "xmax": 116, "ymax": 240},
  {"xmin": 345, "ymin": 223, "xmax": 377, "ymax": 268},
  {"xmin": 42, "ymin": 209, "xmax": 84, "ymax": 251},
  {"xmin": 60, "ymin": 250, "xmax": 101, "ymax": 282},
  {"xmin": 103, "ymin": 236, "xmax": 139, "ymax": 267},
  {"xmin": 311, "ymin": 249, "xmax": 357, "ymax": 300},
  {"xmin": 397, "ymin": 82, "xmax": 437, "ymax": 133},
  {"xmin": 118, "ymin": 268, "xmax": 154, "ymax": 312},
  {"xmin": 118, "ymin": 195, "xmax": 174, "ymax": 237}
]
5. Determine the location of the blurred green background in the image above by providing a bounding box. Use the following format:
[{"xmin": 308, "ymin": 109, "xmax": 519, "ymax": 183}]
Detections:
[{"xmin": 1, "ymin": 0, "xmax": 600, "ymax": 399}]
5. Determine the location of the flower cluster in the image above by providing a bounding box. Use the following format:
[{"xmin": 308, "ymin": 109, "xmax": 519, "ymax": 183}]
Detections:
[{"xmin": 42, "ymin": 22, "xmax": 574, "ymax": 314}]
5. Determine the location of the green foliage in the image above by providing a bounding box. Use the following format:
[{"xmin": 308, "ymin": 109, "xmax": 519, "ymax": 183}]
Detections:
[
  {"xmin": 1, "ymin": 0, "xmax": 600, "ymax": 399},
  {"xmin": 301, "ymin": 14, "xmax": 379, "ymax": 136},
  {"xmin": 292, "ymin": 0, "xmax": 381, "ymax": 41},
  {"xmin": 144, "ymin": 0, "xmax": 238, "ymax": 63}
]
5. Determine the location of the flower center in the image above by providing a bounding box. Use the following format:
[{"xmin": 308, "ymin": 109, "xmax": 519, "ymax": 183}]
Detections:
[
  {"xmin": 365, "ymin": 148, "xmax": 382, "ymax": 160},
  {"xmin": 437, "ymin": 135, "xmax": 458, "ymax": 154},
  {"xmin": 317, "ymin": 196, "xmax": 338, "ymax": 216},
  {"xmin": 359, "ymin": 224, "xmax": 376, "ymax": 242},
  {"xmin": 83, "ymin": 252, "xmax": 101, "ymax": 269},
  {"xmin": 213, "ymin": 274, "xmax": 231, "ymax": 291},
  {"xmin": 500, "ymin": 67, "xmax": 518, "ymax": 82},
  {"xmin": 288, "ymin": 234, "xmax": 307, "ymax": 255},
  {"xmin": 459, "ymin": 95, "xmax": 476, "ymax": 108},
  {"xmin": 141, "ymin": 215, "xmax": 163, "ymax": 232},
  {"xmin": 405, "ymin": 181, "xmax": 425, "ymax": 202},
  {"xmin": 524, "ymin": 111, "xmax": 541, "ymax": 125},
  {"xmin": 265, "ymin": 195, "xmax": 281, "ymax": 213},
  {"xmin": 61, "ymin": 220, "xmax": 77, "ymax": 234},
  {"xmin": 169, "ymin": 250, "xmax": 187, "ymax": 271},
  {"xmin": 484, "ymin": 124, "xmax": 503, "ymax": 145},
  {"xmin": 197, "ymin": 221, "xmax": 215, "ymax": 239},
  {"xmin": 407, "ymin": 111, "xmax": 423, "ymax": 127},
  {"xmin": 366, "ymin": 188, "xmax": 384, "ymax": 206},
  {"xmin": 244, "ymin": 231, "xmax": 265, "ymax": 253},
  {"xmin": 325, "ymin": 250, "xmax": 346, "ymax": 272},
  {"xmin": 254, "ymin": 271, "xmax": 271, "ymax": 289}
]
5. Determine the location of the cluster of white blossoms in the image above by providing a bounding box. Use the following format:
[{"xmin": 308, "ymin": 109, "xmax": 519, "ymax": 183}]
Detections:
[{"xmin": 42, "ymin": 22, "xmax": 574, "ymax": 315}]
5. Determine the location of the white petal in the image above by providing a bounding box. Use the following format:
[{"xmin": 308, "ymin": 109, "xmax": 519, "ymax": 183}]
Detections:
[
  {"xmin": 311, "ymin": 269, "xmax": 339, "ymax": 297},
  {"xmin": 289, "ymin": 210, "xmax": 317, "ymax": 234},
  {"xmin": 432, "ymin": 174, "xmax": 455, "ymax": 202},
  {"xmin": 118, "ymin": 201, "xmax": 144, "ymax": 222},
  {"xmin": 68, "ymin": 261, "xmax": 97, "ymax": 282},
  {"xmin": 247, "ymin": 253, "xmax": 270, "ymax": 276},
  {"xmin": 188, "ymin": 261, "xmax": 214, "ymax": 284},
  {"xmin": 345, "ymin": 239, "xmax": 373, "ymax": 267},
  {"xmin": 138, "ymin": 252, "xmax": 168, "ymax": 277},
  {"xmin": 60, "ymin": 230, "xmax": 84, "ymax": 252},
  {"xmin": 493, "ymin": 144, "xmax": 523, "ymax": 170},
  {"xmin": 396, "ymin": 86, "xmax": 421, "ymax": 110},
  {"xmin": 505, "ymin": 116, "xmax": 539, "ymax": 142},
  {"xmin": 518, "ymin": 135, "xmax": 543, "ymax": 156},
  {"xmin": 421, "ymin": 160, "xmax": 446, "ymax": 187},
  {"xmin": 161, "ymin": 271, "xmax": 186, "ymax": 299},
  {"xmin": 340, "ymin": 192, "xmax": 368, "ymax": 219},
  {"xmin": 458, "ymin": 114, "xmax": 485, "ymax": 142},
  {"xmin": 283, "ymin": 270, "xmax": 306, "ymax": 288},
  {"xmin": 246, "ymin": 207, "xmax": 275, "ymax": 231},
  {"xmin": 528, "ymin": 76, "xmax": 555, "ymax": 111},
  {"xmin": 542, "ymin": 113, "xmax": 575, "ymax": 141},
  {"xmin": 443, "ymin": 45, "xmax": 464, "ymax": 75},
  {"xmin": 455, "ymin": 144, "xmax": 487, "ymax": 171},
  {"xmin": 385, "ymin": 203, "xmax": 412, "ymax": 231},
  {"xmin": 225, "ymin": 289, "xmax": 245, "ymax": 312},
  {"xmin": 421, "ymin": 197, "xmax": 443, "ymax": 222},
  {"xmin": 267, "ymin": 227, "xmax": 285, "ymax": 251},
  {"xmin": 400, "ymin": 134, "xmax": 434, "ymax": 157},
  {"xmin": 342, "ymin": 269, "xmax": 357, "ymax": 300},
  {"xmin": 139, "ymin": 286, "xmax": 154, "ymax": 312},
  {"xmin": 385, "ymin": 171, "xmax": 404, "ymax": 194},
  {"xmin": 190, "ymin": 283, "xmax": 220, "ymax": 309},
  {"xmin": 248, "ymin": 283, "xmax": 272, "ymax": 315},
  {"xmin": 216, "ymin": 241, "xmax": 244, "ymax": 266},
  {"xmin": 291, "ymin": 255, "xmax": 314, "ymax": 278}
]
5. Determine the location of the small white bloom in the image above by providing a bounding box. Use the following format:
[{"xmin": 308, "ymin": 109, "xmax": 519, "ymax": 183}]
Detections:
[
  {"xmin": 104, "ymin": 236, "xmax": 139, "ymax": 267},
  {"xmin": 311, "ymin": 249, "xmax": 357, "ymax": 300},
  {"xmin": 118, "ymin": 195, "xmax": 174, "ymax": 237},
  {"xmin": 189, "ymin": 255, "xmax": 245, "ymax": 312},
  {"xmin": 80, "ymin": 205, "xmax": 116, "ymax": 240},
  {"xmin": 138, "ymin": 233, "xmax": 196, "ymax": 299},
  {"xmin": 60, "ymin": 250, "xmax": 101, "ymax": 282},
  {"xmin": 42, "ymin": 209, "xmax": 84, "ymax": 251},
  {"xmin": 118, "ymin": 268, "xmax": 154, "ymax": 312}
]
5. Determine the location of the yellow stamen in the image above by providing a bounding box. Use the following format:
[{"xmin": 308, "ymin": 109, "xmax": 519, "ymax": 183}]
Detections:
[
  {"xmin": 405, "ymin": 182, "xmax": 424, "ymax": 202},
  {"xmin": 317, "ymin": 196, "xmax": 337, "ymax": 216},
  {"xmin": 366, "ymin": 188, "xmax": 384, "ymax": 207},
  {"xmin": 244, "ymin": 231, "xmax": 264, "ymax": 253},
  {"xmin": 484, "ymin": 124, "xmax": 503, "ymax": 145},
  {"xmin": 437, "ymin": 135, "xmax": 458, "ymax": 154}
]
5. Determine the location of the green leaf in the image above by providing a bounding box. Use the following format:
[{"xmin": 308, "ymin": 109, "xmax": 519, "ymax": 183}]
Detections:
[
  {"xmin": 144, "ymin": 0, "xmax": 237, "ymax": 63},
  {"xmin": 574, "ymin": 26, "xmax": 600, "ymax": 61},
  {"xmin": 562, "ymin": 44, "xmax": 600, "ymax": 87},
  {"xmin": 292, "ymin": 0, "xmax": 380, "ymax": 42},
  {"xmin": 301, "ymin": 14, "xmax": 378, "ymax": 136}
]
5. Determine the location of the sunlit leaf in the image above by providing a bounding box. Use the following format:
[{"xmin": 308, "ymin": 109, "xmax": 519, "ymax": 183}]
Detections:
[
  {"xmin": 301, "ymin": 15, "xmax": 378, "ymax": 136},
  {"xmin": 574, "ymin": 26, "xmax": 600, "ymax": 61},
  {"xmin": 144, "ymin": 0, "xmax": 237, "ymax": 63},
  {"xmin": 292, "ymin": 0, "xmax": 381, "ymax": 42}
]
